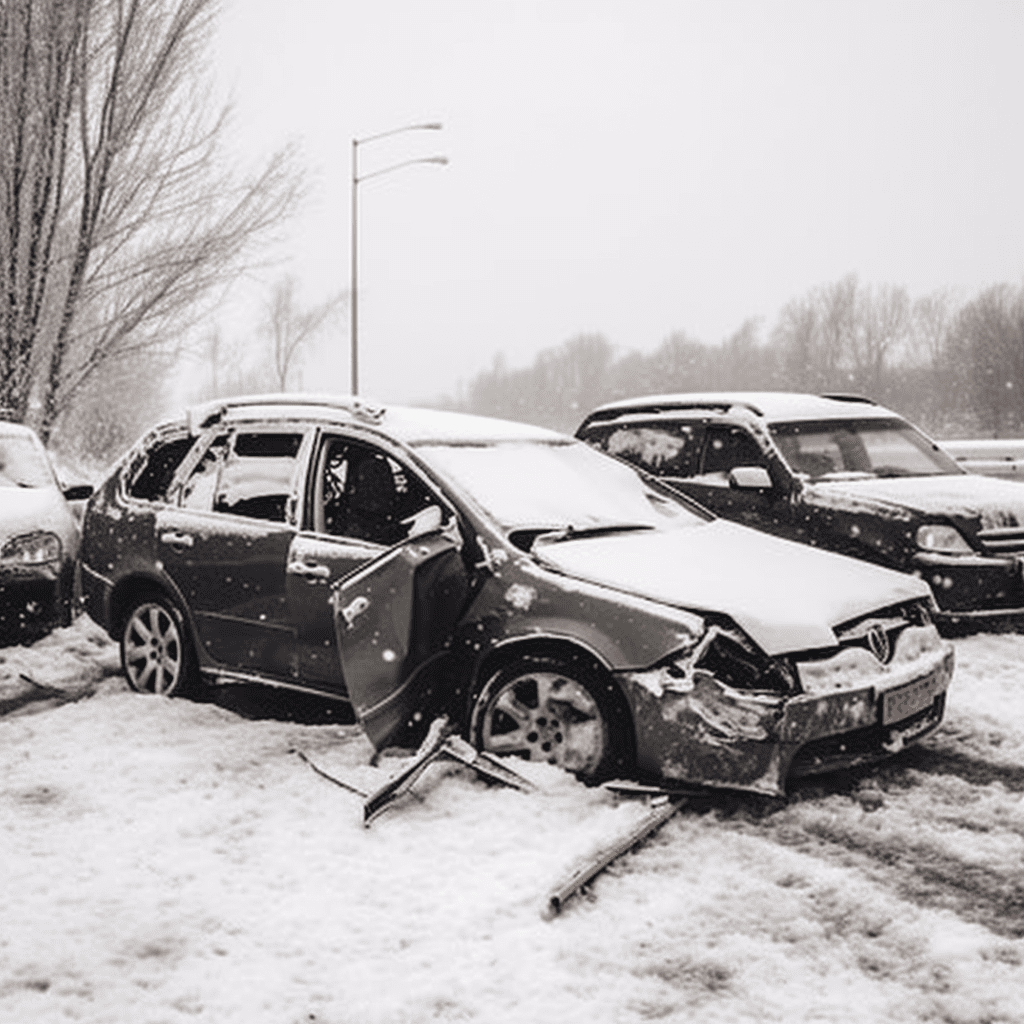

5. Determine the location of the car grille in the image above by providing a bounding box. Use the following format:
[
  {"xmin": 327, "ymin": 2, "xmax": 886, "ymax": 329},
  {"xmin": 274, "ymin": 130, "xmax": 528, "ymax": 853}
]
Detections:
[
  {"xmin": 976, "ymin": 526, "xmax": 1024, "ymax": 555},
  {"xmin": 832, "ymin": 599, "xmax": 930, "ymax": 665}
]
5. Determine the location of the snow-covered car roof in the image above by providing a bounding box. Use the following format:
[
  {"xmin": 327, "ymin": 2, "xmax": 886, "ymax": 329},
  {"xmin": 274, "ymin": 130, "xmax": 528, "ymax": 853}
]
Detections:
[
  {"xmin": 586, "ymin": 392, "xmax": 900, "ymax": 424},
  {"xmin": 184, "ymin": 394, "xmax": 564, "ymax": 446}
]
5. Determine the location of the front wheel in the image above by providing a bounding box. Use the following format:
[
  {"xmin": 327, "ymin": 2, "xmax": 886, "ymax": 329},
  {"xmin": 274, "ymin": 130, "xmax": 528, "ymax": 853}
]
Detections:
[
  {"xmin": 469, "ymin": 653, "xmax": 631, "ymax": 783},
  {"xmin": 121, "ymin": 597, "xmax": 199, "ymax": 697}
]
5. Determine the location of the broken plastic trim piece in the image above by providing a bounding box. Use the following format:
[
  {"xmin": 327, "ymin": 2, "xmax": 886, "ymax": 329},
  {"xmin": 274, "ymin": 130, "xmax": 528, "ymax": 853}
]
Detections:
[{"xmin": 294, "ymin": 717, "xmax": 536, "ymax": 826}]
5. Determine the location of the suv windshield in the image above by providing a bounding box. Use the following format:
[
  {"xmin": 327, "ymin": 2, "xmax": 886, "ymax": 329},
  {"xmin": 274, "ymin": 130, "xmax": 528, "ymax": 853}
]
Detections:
[
  {"xmin": 770, "ymin": 418, "xmax": 961, "ymax": 480},
  {"xmin": 416, "ymin": 439, "xmax": 709, "ymax": 532},
  {"xmin": 0, "ymin": 433, "xmax": 55, "ymax": 489}
]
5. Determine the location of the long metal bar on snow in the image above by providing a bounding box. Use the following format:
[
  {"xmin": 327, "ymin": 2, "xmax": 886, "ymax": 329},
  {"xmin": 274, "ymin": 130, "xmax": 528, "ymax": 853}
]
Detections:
[{"xmin": 544, "ymin": 796, "xmax": 688, "ymax": 919}]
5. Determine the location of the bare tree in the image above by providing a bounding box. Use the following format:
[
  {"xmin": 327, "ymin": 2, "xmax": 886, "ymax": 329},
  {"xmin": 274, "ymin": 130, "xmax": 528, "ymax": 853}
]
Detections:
[
  {"xmin": 262, "ymin": 276, "xmax": 344, "ymax": 391},
  {"xmin": 950, "ymin": 283, "xmax": 1024, "ymax": 436},
  {"xmin": 852, "ymin": 283, "xmax": 911, "ymax": 394},
  {"xmin": 815, "ymin": 274, "xmax": 858, "ymax": 387},
  {"xmin": 0, "ymin": 0, "xmax": 300, "ymax": 444},
  {"xmin": 772, "ymin": 293, "xmax": 818, "ymax": 390},
  {"xmin": 1, "ymin": 0, "xmax": 85, "ymax": 422}
]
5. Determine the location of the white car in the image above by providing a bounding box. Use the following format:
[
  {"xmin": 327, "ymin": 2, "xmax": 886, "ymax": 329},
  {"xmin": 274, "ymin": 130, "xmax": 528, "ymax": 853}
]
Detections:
[{"xmin": 1, "ymin": 421, "xmax": 92, "ymax": 641}]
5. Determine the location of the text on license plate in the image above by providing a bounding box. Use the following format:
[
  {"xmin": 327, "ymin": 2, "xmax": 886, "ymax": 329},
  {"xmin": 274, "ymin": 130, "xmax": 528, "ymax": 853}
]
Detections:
[{"xmin": 881, "ymin": 676, "xmax": 940, "ymax": 726}]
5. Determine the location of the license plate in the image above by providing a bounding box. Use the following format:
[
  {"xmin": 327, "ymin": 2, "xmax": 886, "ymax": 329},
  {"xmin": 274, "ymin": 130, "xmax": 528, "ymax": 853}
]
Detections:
[{"xmin": 881, "ymin": 676, "xmax": 939, "ymax": 726}]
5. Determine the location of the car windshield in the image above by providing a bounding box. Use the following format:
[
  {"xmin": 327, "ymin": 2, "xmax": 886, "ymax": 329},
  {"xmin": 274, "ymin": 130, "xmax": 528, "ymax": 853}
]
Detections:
[
  {"xmin": 0, "ymin": 433, "xmax": 55, "ymax": 489},
  {"xmin": 770, "ymin": 418, "xmax": 962, "ymax": 480},
  {"xmin": 416, "ymin": 439, "xmax": 710, "ymax": 533}
]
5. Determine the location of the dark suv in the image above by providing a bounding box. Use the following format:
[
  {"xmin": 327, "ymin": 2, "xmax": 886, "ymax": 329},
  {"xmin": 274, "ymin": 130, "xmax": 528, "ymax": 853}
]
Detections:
[
  {"xmin": 80, "ymin": 393, "xmax": 954, "ymax": 795},
  {"xmin": 577, "ymin": 392, "xmax": 1024, "ymax": 624}
]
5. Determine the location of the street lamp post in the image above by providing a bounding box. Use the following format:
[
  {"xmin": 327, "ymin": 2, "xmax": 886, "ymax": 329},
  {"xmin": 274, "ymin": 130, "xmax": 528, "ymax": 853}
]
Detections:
[{"xmin": 350, "ymin": 122, "xmax": 446, "ymax": 396}]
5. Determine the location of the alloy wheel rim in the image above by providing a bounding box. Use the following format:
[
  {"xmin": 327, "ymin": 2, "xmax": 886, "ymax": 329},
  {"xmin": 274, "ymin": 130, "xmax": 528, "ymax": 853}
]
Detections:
[
  {"xmin": 123, "ymin": 603, "xmax": 183, "ymax": 695},
  {"xmin": 481, "ymin": 670, "xmax": 605, "ymax": 775}
]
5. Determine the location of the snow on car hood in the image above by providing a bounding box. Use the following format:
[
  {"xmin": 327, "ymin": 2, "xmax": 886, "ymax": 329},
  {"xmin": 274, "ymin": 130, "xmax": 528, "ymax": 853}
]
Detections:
[
  {"xmin": 0, "ymin": 486, "xmax": 78, "ymax": 548},
  {"xmin": 806, "ymin": 474, "xmax": 1024, "ymax": 530},
  {"xmin": 533, "ymin": 519, "xmax": 930, "ymax": 656}
]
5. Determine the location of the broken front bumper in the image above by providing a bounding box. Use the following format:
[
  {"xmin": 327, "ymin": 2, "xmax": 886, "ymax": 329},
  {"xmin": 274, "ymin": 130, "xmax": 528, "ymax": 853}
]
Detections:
[{"xmin": 619, "ymin": 625, "xmax": 955, "ymax": 797}]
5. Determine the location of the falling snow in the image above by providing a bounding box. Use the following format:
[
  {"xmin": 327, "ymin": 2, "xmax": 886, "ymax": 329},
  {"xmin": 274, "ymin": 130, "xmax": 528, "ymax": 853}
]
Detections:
[{"xmin": 2, "ymin": 617, "xmax": 1024, "ymax": 1023}]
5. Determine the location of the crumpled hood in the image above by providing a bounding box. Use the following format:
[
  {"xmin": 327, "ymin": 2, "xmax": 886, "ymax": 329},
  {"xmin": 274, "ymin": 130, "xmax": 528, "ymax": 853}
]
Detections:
[
  {"xmin": 533, "ymin": 519, "xmax": 930, "ymax": 656},
  {"xmin": 0, "ymin": 487, "xmax": 78, "ymax": 551},
  {"xmin": 805, "ymin": 474, "xmax": 1024, "ymax": 531}
]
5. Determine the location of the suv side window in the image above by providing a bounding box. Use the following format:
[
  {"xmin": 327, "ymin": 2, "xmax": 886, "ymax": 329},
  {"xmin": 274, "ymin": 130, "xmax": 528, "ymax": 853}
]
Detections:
[
  {"xmin": 128, "ymin": 435, "xmax": 196, "ymax": 502},
  {"xmin": 587, "ymin": 422, "xmax": 705, "ymax": 477},
  {"xmin": 697, "ymin": 426, "xmax": 768, "ymax": 482},
  {"xmin": 308, "ymin": 436, "xmax": 436, "ymax": 545}
]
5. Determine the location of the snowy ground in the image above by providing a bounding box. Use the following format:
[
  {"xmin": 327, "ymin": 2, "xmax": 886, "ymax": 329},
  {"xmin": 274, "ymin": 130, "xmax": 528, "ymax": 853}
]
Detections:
[{"xmin": 2, "ymin": 619, "xmax": 1023, "ymax": 1024}]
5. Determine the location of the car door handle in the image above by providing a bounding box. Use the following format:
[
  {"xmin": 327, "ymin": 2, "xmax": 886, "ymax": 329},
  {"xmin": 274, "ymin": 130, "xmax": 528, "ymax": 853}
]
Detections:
[
  {"xmin": 339, "ymin": 595, "xmax": 369, "ymax": 627},
  {"xmin": 159, "ymin": 531, "xmax": 194, "ymax": 548},
  {"xmin": 287, "ymin": 561, "xmax": 331, "ymax": 580}
]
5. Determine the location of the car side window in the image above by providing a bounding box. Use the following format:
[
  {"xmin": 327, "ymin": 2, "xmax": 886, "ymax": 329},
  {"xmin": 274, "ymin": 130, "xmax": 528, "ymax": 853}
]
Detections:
[
  {"xmin": 128, "ymin": 435, "xmax": 196, "ymax": 502},
  {"xmin": 309, "ymin": 436, "xmax": 436, "ymax": 545},
  {"xmin": 180, "ymin": 434, "xmax": 229, "ymax": 511},
  {"xmin": 590, "ymin": 423, "xmax": 704, "ymax": 477},
  {"xmin": 212, "ymin": 432, "xmax": 304, "ymax": 522},
  {"xmin": 697, "ymin": 426, "xmax": 768, "ymax": 483}
]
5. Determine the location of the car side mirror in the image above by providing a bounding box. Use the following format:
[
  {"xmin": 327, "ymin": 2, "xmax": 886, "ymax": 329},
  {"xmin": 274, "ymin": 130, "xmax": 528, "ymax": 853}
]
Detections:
[
  {"xmin": 63, "ymin": 484, "xmax": 94, "ymax": 501},
  {"xmin": 728, "ymin": 466, "xmax": 772, "ymax": 490},
  {"xmin": 404, "ymin": 504, "xmax": 444, "ymax": 538}
]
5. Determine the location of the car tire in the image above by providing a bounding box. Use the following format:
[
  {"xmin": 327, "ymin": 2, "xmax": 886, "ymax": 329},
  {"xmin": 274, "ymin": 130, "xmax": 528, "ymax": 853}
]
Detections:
[
  {"xmin": 120, "ymin": 595, "xmax": 201, "ymax": 698},
  {"xmin": 469, "ymin": 652, "xmax": 631, "ymax": 783}
]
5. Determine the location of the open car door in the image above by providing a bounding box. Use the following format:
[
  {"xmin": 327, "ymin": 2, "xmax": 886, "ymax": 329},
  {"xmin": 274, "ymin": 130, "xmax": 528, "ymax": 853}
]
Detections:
[{"xmin": 331, "ymin": 526, "xmax": 469, "ymax": 749}]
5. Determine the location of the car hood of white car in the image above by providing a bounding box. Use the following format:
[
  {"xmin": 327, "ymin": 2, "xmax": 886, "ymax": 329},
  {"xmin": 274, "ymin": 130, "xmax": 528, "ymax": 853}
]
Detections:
[
  {"xmin": 1, "ymin": 486, "xmax": 78, "ymax": 550},
  {"xmin": 533, "ymin": 519, "xmax": 930, "ymax": 656}
]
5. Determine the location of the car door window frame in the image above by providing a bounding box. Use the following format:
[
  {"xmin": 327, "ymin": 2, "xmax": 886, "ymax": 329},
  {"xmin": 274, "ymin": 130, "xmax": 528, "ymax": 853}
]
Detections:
[
  {"xmin": 302, "ymin": 428, "xmax": 457, "ymax": 545},
  {"xmin": 697, "ymin": 424, "xmax": 769, "ymax": 482},
  {"xmin": 169, "ymin": 426, "xmax": 314, "ymax": 525}
]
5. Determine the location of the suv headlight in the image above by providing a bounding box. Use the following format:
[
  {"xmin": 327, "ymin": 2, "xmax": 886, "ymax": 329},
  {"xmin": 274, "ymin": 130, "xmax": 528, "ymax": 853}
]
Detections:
[
  {"xmin": 915, "ymin": 524, "xmax": 972, "ymax": 554},
  {"xmin": 1, "ymin": 531, "xmax": 62, "ymax": 565}
]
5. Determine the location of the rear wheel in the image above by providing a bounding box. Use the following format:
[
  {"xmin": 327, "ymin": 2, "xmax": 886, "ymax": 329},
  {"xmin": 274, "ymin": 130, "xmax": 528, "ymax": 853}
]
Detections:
[
  {"xmin": 470, "ymin": 653, "xmax": 630, "ymax": 783},
  {"xmin": 121, "ymin": 596, "xmax": 199, "ymax": 697}
]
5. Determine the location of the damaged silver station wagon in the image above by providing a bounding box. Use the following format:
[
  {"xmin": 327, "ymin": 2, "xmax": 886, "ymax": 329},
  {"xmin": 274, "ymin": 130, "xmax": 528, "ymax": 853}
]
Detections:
[{"xmin": 80, "ymin": 395, "xmax": 954, "ymax": 796}]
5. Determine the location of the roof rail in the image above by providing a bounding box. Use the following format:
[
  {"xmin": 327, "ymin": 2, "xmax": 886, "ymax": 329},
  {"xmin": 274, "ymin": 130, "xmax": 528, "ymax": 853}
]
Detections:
[
  {"xmin": 819, "ymin": 393, "xmax": 876, "ymax": 405},
  {"xmin": 187, "ymin": 393, "xmax": 386, "ymax": 434},
  {"xmin": 586, "ymin": 398, "xmax": 765, "ymax": 423}
]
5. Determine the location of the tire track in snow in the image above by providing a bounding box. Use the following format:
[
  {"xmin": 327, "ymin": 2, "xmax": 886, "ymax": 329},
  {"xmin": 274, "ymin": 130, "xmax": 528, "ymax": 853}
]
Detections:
[
  {"xmin": 896, "ymin": 744, "xmax": 1024, "ymax": 793},
  {"xmin": 726, "ymin": 762, "xmax": 1024, "ymax": 939},
  {"xmin": 791, "ymin": 813, "xmax": 1024, "ymax": 938}
]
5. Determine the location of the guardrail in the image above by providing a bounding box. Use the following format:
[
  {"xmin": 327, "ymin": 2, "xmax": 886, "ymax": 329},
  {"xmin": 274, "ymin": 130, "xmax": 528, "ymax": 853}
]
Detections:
[{"xmin": 939, "ymin": 439, "xmax": 1024, "ymax": 480}]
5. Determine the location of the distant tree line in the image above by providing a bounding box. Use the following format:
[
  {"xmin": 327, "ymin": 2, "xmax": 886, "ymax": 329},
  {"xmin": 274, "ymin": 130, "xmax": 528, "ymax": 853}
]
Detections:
[{"xmin": 442, "ymin": 276, "xmax": 1024, "ymax": 439}]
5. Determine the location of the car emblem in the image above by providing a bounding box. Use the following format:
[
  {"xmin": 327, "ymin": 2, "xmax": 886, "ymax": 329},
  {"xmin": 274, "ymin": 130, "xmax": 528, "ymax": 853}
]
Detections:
[{"xmin": 866, "ymin": 624, "xmax": 891, "ymax": 664}]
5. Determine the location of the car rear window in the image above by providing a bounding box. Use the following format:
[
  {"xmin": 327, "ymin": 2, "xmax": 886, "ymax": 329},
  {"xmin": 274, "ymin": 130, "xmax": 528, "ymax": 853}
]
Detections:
[
  {"xmin": 128, "ymin": 436, "xmax": 196, "ymax": 502},
  {"xmin": 584, "ymin": 421, "xmax": 705, "ymax": 477}
]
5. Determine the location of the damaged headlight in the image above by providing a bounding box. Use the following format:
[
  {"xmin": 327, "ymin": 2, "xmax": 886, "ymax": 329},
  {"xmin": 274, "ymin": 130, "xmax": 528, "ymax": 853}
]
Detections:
[
  {"xmin": 1, "ymin": 531, "xmax": 62, "ymax": 565},
  {"xmin": 667, "ymin": 622, "xmax": 797, "ymax": 694}
]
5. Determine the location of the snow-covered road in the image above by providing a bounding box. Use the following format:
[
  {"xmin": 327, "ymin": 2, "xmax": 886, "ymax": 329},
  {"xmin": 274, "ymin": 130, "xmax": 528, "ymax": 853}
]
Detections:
[{"xmin": 2, "ymin": 619, "xmax": 1023, "ymax": 1024}]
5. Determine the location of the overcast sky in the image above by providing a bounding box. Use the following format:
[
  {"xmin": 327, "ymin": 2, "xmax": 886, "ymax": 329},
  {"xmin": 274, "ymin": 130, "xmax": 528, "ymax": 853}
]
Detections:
[{"xmin": 212, "ymin": 0, "xmax": 1024, "ymax": 404}]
